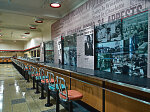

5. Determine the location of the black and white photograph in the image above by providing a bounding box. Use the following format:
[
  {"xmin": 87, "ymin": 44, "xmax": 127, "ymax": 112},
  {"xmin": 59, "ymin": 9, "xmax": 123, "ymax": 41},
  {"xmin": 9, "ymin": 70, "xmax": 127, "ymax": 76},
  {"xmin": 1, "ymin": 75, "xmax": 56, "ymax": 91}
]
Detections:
[
  {"xmin": 95, "ymin": 19, "xmax": 122, "ymax": 43},
  {"xmin": 85, "ymin": 34, "xmax": 94, "ymax": 56},
  {"xmin": 111, "ymin": 54, "xmax": 147, "ymax": 77},
  {"xmin": 64, "ymin": 47, "xmax": 69, "ymax": 65},
  {"xmin": 96, "ymin": 53, "xmax": 112, "ymax": 72},
  {"xmin": 96, "ymin": 40, "xmax": 124, "ymax": 54},
  {"xmin": 123, "ymin": 11, "xmax": 148, "ymax": 54},
  {"xmin": 63, "ymin": 34, "xmax": 77, "ymax": 66}
]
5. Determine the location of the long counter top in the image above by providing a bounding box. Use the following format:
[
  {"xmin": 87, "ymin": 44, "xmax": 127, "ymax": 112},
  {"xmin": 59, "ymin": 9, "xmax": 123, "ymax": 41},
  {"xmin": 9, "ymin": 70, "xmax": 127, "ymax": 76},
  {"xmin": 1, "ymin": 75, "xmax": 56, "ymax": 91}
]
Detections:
[
  {"xmin": 43, "ymin": 63, "xmax": 150, "ymax": 93},
  {"xmin": 17, "ymin": 58, "xmax": 150, "ymax": 94}
]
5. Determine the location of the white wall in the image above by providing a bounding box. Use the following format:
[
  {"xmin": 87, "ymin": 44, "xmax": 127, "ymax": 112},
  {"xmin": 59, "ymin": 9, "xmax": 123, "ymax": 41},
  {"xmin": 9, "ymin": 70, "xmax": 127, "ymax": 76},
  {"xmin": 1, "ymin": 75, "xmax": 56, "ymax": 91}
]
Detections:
[
  {"xmin": 24, "ymin": 20, "xmax": 56, "ymax": 49},
  {"xmin": 24, "ymin": 37, "xmax": 42, "ymax": 49},
  {"xmin": 0, "ymin": 40, "xmax": 24, "ymax": 50},
  {"xmin": 41, "ymin": 21, "xmax": 52, "ymax": 42}
]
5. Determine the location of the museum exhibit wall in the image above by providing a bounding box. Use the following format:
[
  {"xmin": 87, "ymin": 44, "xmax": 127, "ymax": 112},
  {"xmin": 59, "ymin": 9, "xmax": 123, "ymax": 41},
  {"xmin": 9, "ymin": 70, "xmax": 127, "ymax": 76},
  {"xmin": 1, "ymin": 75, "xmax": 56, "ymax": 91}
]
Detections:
[{"xmin": 51, "ymin": 0, "xmax": 150, "ymax": 77}]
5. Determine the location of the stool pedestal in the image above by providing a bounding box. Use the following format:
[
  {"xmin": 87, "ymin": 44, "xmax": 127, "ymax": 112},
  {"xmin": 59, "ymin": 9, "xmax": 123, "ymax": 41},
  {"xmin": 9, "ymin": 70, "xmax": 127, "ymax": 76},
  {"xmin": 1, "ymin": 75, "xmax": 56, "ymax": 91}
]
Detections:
[
  {"xmin": 45, "ymin": 87, "xmax": 53, "ymax": 107},
  {"xmin": 39, "ymin": 83, "xmax": 46, "ymax": 99},
  {"xmin": 35, "ymin": 80, "xmax": 40, "ymax": 94}
]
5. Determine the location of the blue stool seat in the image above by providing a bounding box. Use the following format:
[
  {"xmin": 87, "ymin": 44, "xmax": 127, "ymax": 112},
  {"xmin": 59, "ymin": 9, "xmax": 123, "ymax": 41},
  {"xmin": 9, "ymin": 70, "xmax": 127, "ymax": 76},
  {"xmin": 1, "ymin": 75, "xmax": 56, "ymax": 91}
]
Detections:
[
  {"xmin": 36, "ymin": 76, "xmax": 48, "ymax": 80},
  {"xmin": 49, "ymin": 84, "xmax": 65, "ymax": 91}
]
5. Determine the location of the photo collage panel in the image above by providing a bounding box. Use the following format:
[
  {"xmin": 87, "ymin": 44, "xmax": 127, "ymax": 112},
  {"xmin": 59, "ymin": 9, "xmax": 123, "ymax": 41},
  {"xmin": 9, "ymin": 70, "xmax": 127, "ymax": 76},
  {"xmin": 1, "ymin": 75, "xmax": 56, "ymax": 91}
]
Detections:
[{"xmin": 95, "ymin": 11, "xmax": 148, "ymax": 77}]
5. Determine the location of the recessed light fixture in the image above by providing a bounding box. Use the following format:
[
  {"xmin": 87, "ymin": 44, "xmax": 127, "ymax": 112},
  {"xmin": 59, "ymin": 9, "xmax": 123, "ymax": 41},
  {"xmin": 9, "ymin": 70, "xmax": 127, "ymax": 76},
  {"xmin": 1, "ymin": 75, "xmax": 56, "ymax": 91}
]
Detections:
[
  {"xmin": 24, "ymin": 32, "xmax": 30, "ymax": 34},
  {"xmin": 29, "ymin": 24, "xmax": 37, "ymax": 29},
  {"xmin": 0, "ymin": 34, "xmax": 2, "ymax": 37},
  {"xmin": 50, "ymin": 0, "xmax": 61, "ymax": 8},
  {"xmin": 30, "ymin": 27, "xmax": 36, "ymax": 29},
  {"xmin": 50, "ymin": 3, "xmax": 61, "ymax": 8},
  {"xmin": 35, "ymin": 18, "xmax": 43, "ymax": 23}
]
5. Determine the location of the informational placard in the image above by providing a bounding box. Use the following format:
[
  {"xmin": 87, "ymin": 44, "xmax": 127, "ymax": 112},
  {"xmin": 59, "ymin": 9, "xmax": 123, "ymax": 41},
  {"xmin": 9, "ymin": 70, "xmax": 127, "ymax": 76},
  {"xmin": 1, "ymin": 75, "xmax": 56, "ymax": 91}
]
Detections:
[{"xmin": 77, "ymin": 26, "xmax": 94, "ymax": 69}]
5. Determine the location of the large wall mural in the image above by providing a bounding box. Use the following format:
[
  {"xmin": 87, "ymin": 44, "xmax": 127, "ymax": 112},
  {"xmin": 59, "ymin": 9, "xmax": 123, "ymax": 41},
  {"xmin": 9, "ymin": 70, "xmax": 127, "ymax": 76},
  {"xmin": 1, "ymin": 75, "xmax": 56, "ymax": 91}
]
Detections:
[
  {"xmin": 52, "ymin": 0, "xmax": 148, "ymax": 38},
  {"xmin": 51, "ymin": 0, "xmax": 150, "ymax": 77}
]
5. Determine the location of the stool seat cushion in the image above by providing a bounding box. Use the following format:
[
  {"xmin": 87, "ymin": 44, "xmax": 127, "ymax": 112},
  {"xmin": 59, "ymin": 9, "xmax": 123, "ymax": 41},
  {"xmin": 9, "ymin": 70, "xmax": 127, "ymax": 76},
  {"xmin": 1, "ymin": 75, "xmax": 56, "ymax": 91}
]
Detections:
[
  {"xmin": 49, "ymin": 84, "xmax": 65, "ymax": 91},
  {"xmin": 59, "ymin": 90, "xmax": 83, "ymax": 101},
  {"xmin": 41, "ymin": 79, "xmax": 55, "ymax": 84},
  {"xmin": 35, "ymin": 76, "xmax": 48, "ymax": 80},
  {"xmin": 32, "ymin": 73, "xmax": 39, "ymax": 77}
]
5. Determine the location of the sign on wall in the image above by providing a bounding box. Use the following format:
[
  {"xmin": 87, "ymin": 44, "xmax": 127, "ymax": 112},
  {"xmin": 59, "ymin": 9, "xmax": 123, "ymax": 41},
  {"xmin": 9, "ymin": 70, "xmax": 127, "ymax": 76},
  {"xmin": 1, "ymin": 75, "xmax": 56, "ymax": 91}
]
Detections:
[{"xmin": 52, "ymin": 0, "xmax": 147, "ymax": 39}]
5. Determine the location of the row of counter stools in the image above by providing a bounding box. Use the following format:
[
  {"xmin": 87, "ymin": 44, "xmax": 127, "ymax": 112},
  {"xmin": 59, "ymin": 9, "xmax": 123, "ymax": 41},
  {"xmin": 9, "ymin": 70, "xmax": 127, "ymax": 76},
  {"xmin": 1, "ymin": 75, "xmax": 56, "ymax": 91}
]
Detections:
[
  {"xmin": 12, "ymin": 58, "xmax": 83, "ymax": 112},
  {"xmin": 0, "ymin": 58, "xmax": 12, "ymax": 64}
]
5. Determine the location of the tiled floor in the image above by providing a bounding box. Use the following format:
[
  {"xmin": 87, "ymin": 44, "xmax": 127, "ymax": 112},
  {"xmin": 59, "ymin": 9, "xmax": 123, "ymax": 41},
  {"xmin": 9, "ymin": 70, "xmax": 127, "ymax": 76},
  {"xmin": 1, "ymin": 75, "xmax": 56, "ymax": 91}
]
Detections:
[
  {"xmin": 0, "ymin": 64, "xmax": 67, "ymax": 112},
  {"xmin": 0, "ymin": 64, "xmax": 91, "ymax": 112}
]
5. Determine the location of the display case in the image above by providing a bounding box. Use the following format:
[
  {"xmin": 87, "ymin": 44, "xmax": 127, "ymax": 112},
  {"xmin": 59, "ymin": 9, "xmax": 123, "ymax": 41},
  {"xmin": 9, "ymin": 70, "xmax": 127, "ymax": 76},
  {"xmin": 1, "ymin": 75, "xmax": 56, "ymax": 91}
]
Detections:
[{"xmin": 45, "ymin": 41, "xmax": 54, "ymax": 63}]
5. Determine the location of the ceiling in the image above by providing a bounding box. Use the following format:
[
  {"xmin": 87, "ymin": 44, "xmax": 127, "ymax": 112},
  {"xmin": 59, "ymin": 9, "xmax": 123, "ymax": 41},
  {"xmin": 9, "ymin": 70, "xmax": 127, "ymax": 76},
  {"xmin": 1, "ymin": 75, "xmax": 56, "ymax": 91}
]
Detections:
[{"xmin": 0, "ymin": 0, "xmax": 88, "ymax": 41}]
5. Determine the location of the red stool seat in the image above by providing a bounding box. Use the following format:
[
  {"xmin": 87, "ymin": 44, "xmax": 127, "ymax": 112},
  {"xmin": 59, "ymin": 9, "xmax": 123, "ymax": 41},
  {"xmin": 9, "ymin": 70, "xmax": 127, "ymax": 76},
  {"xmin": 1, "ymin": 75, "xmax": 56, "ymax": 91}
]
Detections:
[
  {"xmin": 59, "ymin": 90, "xmax": 83, "ymax": 101},
  {"xmin": 36, "ymin": 73, "xmax": 40, "ymax": 76},
  {"xmin": 32, "ymin": 73, "xmax": 40, "ymax": 77},
  {"xmin": 41, "ymin": 79, "xmax": 55, "ymax": 84}
]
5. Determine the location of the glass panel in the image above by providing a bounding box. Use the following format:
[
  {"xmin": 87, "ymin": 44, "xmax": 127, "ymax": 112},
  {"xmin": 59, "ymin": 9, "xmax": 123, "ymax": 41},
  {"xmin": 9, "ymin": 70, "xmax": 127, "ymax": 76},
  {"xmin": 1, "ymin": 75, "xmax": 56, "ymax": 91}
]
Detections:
[
  {"xmin": 63, "ymin": 34, "xmax": 77, "ymax": 67},
  {"xmin": 95, "ymin": 10, "xmax": 148, "ymax": 78},
  {"xmin": 45, "ymin": 41, "xmax": 54, "ymax": 63}
]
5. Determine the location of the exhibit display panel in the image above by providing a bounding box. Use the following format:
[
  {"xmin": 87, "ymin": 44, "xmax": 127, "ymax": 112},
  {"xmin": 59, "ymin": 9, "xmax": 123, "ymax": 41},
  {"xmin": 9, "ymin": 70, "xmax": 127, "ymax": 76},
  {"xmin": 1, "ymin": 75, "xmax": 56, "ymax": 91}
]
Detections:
[
  {"xmin": 95, "ymin": 11, "xmax": 148, "ymax": 77},
  {"xmin": 122, "ymin": 11, "xmax": 148, "ymax": 77},
  {"xmin": 54, "ymin": 36, "xmax": 62, "ymax": 64},
  {"xmin": 77, "ymin": 26, "xmax": 94, "ymax": 69},
  {"xmin": 63, "ymin": 34, "xmax": 77, "ymax": 67},
  {"xmin": 95, "ymin": 19, "xmax": 122, "ymax": 72},
  {"xmin": 45, "ymin": 41, "xmax": 54, "ymax": 63}
]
